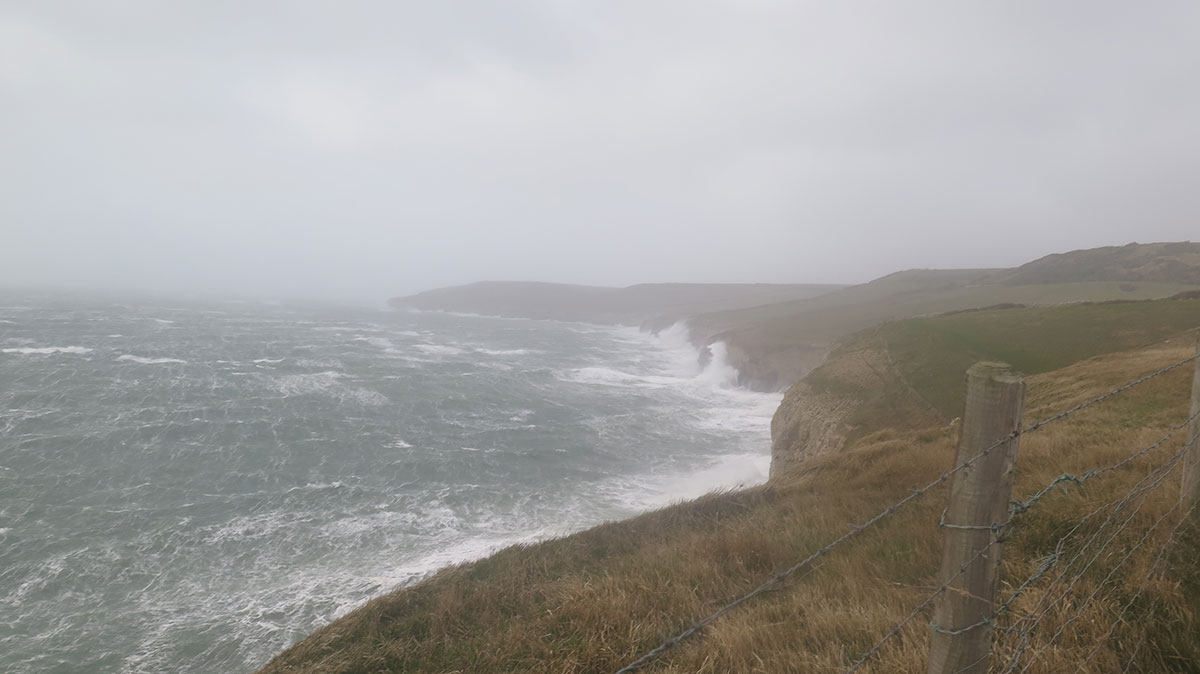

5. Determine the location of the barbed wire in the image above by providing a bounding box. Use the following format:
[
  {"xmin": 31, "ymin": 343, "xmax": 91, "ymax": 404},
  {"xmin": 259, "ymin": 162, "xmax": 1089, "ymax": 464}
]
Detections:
[
  {"xmin": 613, "ymin": 353, "xmax": 1198, "ymax": 673},
  {"xmin": 1011, "ymin": 451, "xmax": 1193, "ymax": 673},
  {"xmin": 998, "ymin": 437, "xmax": 1193, "ymax": 672},
  {"xmin": 1008, "ymin": 411, "xmax": 1199, "ymax": 518},
  {"xmin": 1073, "ymin": 497, "xmax": 1199, "ymax": 673},
  {"xmin": 1027, "ymin": 494, "xmax": 1185, "ymax": 669},
  {"xmin": 1017, "ymin": 352, "xmax": 1198, "ymax": 434},
  {"xmin": 844, "ymin": 412, "xmax": 1198, "ymax": 671},
  {"xmin": 844, "ymin": 533, "xmax": 1002, "ymax": 672}
]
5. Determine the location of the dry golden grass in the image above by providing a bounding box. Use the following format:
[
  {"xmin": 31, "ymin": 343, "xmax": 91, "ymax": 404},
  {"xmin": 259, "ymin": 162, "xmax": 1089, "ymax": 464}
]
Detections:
[{"xmin": 260, "ymin": 338, "xmax": 1200, "ymax": 674}]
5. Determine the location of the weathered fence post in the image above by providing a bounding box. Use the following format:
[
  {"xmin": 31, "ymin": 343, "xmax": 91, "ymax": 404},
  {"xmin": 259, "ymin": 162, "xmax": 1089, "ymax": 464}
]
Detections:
[
  {"xmin": 928, "ymin": 362, "xmax": 1025, "ymax": 674},
  {"xmin": 1181, "ymin": 336, "xmax": 1200, "ymax": 508}
]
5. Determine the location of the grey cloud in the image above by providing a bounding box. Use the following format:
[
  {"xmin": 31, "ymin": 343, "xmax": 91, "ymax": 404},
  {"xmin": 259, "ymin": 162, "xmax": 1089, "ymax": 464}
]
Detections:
[{"xmin": 2, "ymin": 1, "xmax": 1198, "ymax": 300}]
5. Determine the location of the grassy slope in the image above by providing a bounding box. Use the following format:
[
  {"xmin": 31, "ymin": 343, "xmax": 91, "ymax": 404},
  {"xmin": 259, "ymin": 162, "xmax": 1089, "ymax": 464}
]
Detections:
[
  {"xmin": 883, "ymin": 299, "xmax": 1200, "ymax": 420},
  {"xmin": 996, "ymin": 241, "xmax": 1200, "ymax": 285},
  {"xmin": 261, "ymin": 303, "xmax": 1200, "ymax": 673},
  {"xmin": 798, "ymin": 298, "xmax": 1200, "ymax": 446},
  {"xmin": 692, "ymin": 278, "xmax": 1200, "ymax": 390}
]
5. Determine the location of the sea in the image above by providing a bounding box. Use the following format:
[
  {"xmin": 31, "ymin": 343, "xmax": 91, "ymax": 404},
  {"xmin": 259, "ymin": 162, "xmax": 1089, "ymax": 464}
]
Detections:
[{"xmin": 0, "ymin": 290, "xmax": 781, "ymax": 673}]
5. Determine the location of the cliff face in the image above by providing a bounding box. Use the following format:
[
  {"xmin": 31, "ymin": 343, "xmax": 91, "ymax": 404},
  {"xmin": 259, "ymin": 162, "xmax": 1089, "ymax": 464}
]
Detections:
[
  {"xmin": 768, "ymin": 382, "xmax": 858, "ymax": 477},
  {"xmin": 768, "ymin": 332, "xmax": 943, "ymax": 478}
]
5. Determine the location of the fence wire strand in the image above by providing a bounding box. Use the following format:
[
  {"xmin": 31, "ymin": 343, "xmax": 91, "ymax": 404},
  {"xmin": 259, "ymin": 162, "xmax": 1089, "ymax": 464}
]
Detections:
[
  {"xmin": 998, "ymin": 435, "xmax": 1195, "ymax": 673},
  {"xmin": 847, "ymin": 414, "xmax": 1198, "ymax": 672},
  {"xmin": 614, "ymin": 352, "xmax": 1198, "ymax": 674},
  {"xmin": 1073, "ymin": 497, "xmax": 1199, "ymax": 673}
]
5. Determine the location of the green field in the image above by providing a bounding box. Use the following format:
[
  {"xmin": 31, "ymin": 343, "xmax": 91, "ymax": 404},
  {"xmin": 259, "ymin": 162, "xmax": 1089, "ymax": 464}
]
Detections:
[{"xmin": 881, "ymin": 298, "xmax": 1200, "ymax": 419}]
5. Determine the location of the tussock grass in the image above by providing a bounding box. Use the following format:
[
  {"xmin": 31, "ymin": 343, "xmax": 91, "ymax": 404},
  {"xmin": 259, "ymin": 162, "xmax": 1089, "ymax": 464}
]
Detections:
[{"xmin": 261, "ymin": 335, "xmax": 1200, "ymax": 673}]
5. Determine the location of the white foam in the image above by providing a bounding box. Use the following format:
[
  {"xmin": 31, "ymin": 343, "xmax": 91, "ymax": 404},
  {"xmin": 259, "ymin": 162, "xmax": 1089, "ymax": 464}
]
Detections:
[
  {"xmin": 117, "ymin": 355, "xmax": 188, "ymax": 365},
  {"xmin": 697, "ymin": 341, "xmax": 740, "ymax": 388},
  {"xmin": 275, "ymin": 371, "xmax": 389, "ymax": 406},
  {"xmin": 253, "ymin": 358, "xmax": 285, "ymax": 364},
  {"xmin": 390, "ymin": 439, "xmax": 413, "ymax": 448},
  {"xmin": 285, "ymin": 481, "xmax": 344, "ymax": 494},
  {"xmin": 151, "ymin": 318, "xmax": 176, "ymax": 325},
  {"xmin": 642, "ymin": 453, "xmax": 772, "ymax": 509},
  {"xmin": 357, "ymin": 336, "xmax": 396, "ymax": 350},
  {"xmin": 564, "ymin": 366, "xmax": 681, "ymax": 388},
  {"xmin": 2, "ymin": 346, "xmax": 92, "ymax": 355},
  {"xmin": 474, "ymin": 348, "xmax": 533, "ymax": 356},
  {"xmin": 415, "ymin": 344, "xmax": 466, "ymax": 356},
  {"xmin": 295, "ymin": 358, "xmax": 343, "ymax": 369},
  {"xmin": 276, "ymin": 371, "xmax": 344, "ymax": 395}
]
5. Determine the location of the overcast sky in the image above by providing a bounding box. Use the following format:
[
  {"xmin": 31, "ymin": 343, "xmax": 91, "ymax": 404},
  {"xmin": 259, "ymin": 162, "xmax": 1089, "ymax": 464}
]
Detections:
[{"xmin": 2, "ymin": 1, "xmax": 1198, "ymax": 301}]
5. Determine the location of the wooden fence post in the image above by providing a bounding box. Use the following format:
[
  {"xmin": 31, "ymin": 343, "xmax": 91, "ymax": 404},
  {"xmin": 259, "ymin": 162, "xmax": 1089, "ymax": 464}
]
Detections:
[
  {"xmin": 928, "ymin": 362, "xmax": 1025, "ymax": 674},
  {"xmin": 1181, "ymin": 336, "xmax": 1200, "ymax": 508}
]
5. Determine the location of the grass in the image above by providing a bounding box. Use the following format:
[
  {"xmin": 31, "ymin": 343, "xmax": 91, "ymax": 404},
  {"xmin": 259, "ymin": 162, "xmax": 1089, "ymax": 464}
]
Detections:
[
  {"xmin": 692, "ymin": 279, "xmax": 1200, "ymax": 390},
  {"xmin": 883, "ymin": 298, "xmax": 1200, "ymax": 419},
  {"xmin": 798, "ymin": 298, "xmax": 1200, "ymax": 445},
  {"xmin": 259, "ymin": 331, "xmax": 1200, "ymax": 672}
]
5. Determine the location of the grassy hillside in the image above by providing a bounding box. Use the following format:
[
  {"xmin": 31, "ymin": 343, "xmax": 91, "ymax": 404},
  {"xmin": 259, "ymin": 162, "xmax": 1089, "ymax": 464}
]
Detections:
[
  {"xmin": 882, "ymin": 299, "xmax": 1200, "ymax": 420},
  {"xmin": 260, "ymin": 308, "xmax": 1200, "ymax": 672},
  {"xmin": 997, "ymin": 241, "xmax": 1200, "ymax": 285},
  {"xmin": 695, "ymin": 279, "xmax": 1200, "ymax": 390},
  {"xmin": 792, "ymin": 297, "xmax": 1200, "ymax": 448},
  {"xmin": 389, "ymin": 244, "xmax": 1200, "ymax": 392}
]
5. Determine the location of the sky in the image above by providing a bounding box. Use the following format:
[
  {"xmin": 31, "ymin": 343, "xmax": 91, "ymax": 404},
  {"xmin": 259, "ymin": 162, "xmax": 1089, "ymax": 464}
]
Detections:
[{"xmin": 2, "ymin": 1, "xmax": 1199, "ymax": 302}]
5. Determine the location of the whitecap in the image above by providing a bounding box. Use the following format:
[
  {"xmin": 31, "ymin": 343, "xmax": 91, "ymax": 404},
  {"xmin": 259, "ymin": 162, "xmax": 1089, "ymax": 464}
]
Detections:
[
  {"xmin": 474, "ymin": 348, "xmax": 533, "ymax": 356},
  {"xmin": 117, "ymin": 355, "xmax": 187, "ymax": 365},
  {"xmin": 415, "ymin": 344, "xmax": 465, "ymax": 356},
  {"xmin": 356, "ymin": 336, "xmax": 396, "ymax": 350},
  {"xmin": 2, "ymin": 346, "xmax": 92, "ymax": 355},
  {"xmin": 276, "ymin": 371, "xmax": 343, "ymax": 395},
  {"xmin": 563, "ymin": 366, "xmax": 680, "ymax": 388}
]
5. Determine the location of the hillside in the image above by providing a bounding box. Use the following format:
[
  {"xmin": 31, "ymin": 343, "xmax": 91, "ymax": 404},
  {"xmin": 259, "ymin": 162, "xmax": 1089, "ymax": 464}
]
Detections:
[
  {"xmin": 997, "ymin": 241, "xmax": 1200, "ymax": 285},
  {"xmin": 392, "ymin": 243, "xmax": 1200, "ymax": 392},
  {"xmin": 770, "ymin": 296, "xmax": 1200, "ymax": 475},
  {"xmin": 260, "ymin": 300, "xmax": 1200, "ymax": 672},
  {"xmin": 389, "ymin": 282, "xmax": 845, "ymax": 326},
  {"xmin": 693, "ymin": 277, "xmax": 1200, "ymax": 391}
]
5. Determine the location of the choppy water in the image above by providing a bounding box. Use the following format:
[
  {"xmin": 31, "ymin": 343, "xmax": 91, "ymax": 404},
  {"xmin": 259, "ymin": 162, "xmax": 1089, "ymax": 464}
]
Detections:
[{"xmin": 0, "ymin": 290, "xmax": 780, "ymax": 673}]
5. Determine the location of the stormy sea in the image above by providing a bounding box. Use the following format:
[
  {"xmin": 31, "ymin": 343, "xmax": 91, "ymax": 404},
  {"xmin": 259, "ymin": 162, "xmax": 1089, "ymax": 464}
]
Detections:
[{"xmin": 0, "ymin": 290, "xmax": 780, "ymax": 673}]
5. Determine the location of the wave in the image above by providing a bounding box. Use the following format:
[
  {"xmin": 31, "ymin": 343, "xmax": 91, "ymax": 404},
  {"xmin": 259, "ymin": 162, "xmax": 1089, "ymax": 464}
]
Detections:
[
  {"xmin": 415, "ymin": 344, "xmax": 466, "ymax": 356},
  {"xmin": 275, "ymin": 371, "xmax": 389, "ymax": 406},
  {"xmin": 117, "ymin": 355, "xmax": 188, "ymax": 365},
  {"xmin": 356, "ymin": 336, "xmax": 397, "ymax": 350},
  {"xmin": 2, "ymin": 346, "xmax": 93, "ymax": 355},
  {"xmin": 564, "ymin": 366, "xmax": 681, "ymax": 388},
  {"xmin": 474, "ymin": 348, "xmax": 534, "ymax": 356}
]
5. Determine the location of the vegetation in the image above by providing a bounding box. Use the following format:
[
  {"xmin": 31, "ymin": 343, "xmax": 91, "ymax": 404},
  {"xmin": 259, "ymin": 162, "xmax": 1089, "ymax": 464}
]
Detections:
[
  {"xmin": 261, "ymin": 306, "xmax": 1200, "ymax": 672},
  {"xmin": 695, "ymin": 279, "xmax": 1200, "ymax": 390}
]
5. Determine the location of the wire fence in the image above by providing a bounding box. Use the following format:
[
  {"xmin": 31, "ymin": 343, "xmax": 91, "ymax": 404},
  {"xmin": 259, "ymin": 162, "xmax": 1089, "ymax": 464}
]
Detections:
[{"xmin": 615, "ymin": 350, "xmax": 1200, "ymax": 674}]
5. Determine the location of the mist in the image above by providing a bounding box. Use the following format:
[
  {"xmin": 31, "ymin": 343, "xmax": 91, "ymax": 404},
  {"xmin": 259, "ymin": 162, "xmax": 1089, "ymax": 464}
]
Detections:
[{"xmin": 3, "ymin": 1, "xmax": 1199, "ymax": 302}]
